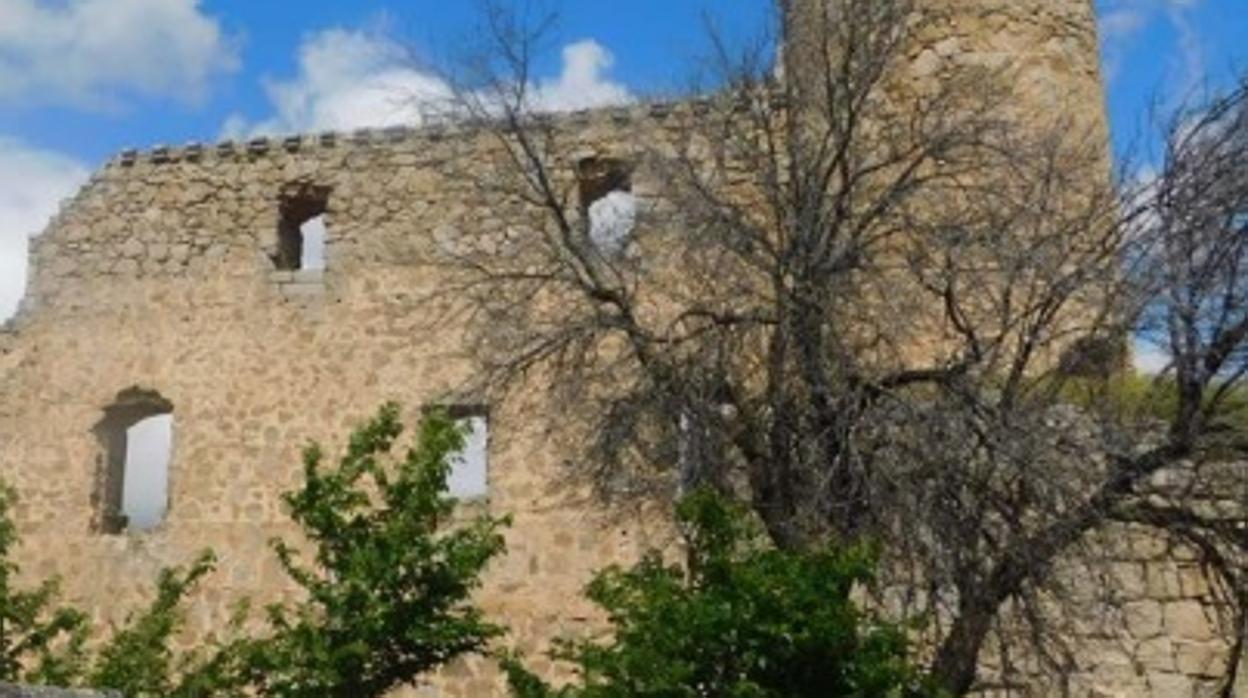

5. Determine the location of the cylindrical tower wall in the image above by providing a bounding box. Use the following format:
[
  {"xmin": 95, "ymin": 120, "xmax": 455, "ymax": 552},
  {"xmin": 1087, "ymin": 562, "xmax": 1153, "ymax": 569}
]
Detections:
[{"xmin": 784, "ymin": 0, "xmax": 1109, "ymax": 141}]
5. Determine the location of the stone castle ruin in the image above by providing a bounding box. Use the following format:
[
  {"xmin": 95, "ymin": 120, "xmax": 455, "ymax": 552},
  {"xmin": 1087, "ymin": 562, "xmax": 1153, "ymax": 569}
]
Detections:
[{"xmin": 0, "ymin": 0, "xmax": 1243, "ymax": 695}]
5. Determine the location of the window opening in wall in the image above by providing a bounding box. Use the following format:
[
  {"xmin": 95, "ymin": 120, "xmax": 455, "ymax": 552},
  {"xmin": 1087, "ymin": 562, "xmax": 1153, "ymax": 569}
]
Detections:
[
  {"xmin": 443, "ymin": 405, "xmax": 489, "ymax": 500},
  {"xmin": 274, "ymin": 184, "xmax": 330, "ymax": 271},
  {"xmin": 93, "ymin": 388, "xmax": 174, "ymax": 534},
  {"xmin": 300, "ymin": 215, "xmax": 327, "ymax": 271},
  {"xmin": 578, "ymin": 157, "xmax": 637, "ymax": 253}
]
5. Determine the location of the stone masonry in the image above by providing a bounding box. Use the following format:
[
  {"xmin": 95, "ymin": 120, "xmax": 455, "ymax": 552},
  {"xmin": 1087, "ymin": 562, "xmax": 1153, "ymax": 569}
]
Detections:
[{"xmin": 0, "ymin": 0, "xmax": 1242, "ymax": 695}]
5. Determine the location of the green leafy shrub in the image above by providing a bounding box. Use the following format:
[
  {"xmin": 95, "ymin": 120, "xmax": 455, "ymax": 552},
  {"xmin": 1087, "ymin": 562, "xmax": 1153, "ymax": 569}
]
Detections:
[
  {"xmin": 0, "ymin": 403, "xmax": 509, "ymax": 697},
  {"xmin": 0, "ymin": 484, "xmax": 89, "ymax": 686},
  {"xmin": 505, "ymin": 490, "xmax": 937, "ymax": 698},
  {"xmin": 0, "ymin": 484, "xmax": 230, "ymax": 694},
  {"xmin": 1057, "ymin": 370, "xmax": 1248, "ymax": 431},
  {"xmin": 229, "ymin": 403, "xmax": 510, "ymax": 697},
  {"xmin": 87, "ymin": 551, "xmax": 223, "ymax": 698}
]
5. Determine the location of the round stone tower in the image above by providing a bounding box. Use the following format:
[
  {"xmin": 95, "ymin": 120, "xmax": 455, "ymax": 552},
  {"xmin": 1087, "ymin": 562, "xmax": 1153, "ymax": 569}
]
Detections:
[{"xmin": 783, "ymin": 0, "xmax": 1109, "ymax": 141}]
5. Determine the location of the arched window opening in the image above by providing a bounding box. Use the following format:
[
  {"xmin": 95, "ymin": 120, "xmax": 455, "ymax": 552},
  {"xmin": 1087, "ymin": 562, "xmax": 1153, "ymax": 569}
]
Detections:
[
  {"xmin": 274, "ymin": 184, "xmax": 330, "ymax": 272},
  {"xmin": 578, "ymin": 157, "xmax": 637, "ymax": 254},
  {"xmin": 93, "ymin": 388, "xmax": 174, "ymax": 534}
]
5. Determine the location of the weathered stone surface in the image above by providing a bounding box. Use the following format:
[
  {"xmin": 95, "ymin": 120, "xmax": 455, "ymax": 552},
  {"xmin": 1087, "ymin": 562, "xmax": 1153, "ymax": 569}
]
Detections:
[
  {"xmin": 1151, "ymin": 672, "xmax": 1197, "ymax": 697},
  {"xmin": 1125, "ymin": 600, "xmax": 1165, "ymax": 639},
  {"xmin": 1166, "ymin": 601, "xmax": 1218, "ymax": 642}
]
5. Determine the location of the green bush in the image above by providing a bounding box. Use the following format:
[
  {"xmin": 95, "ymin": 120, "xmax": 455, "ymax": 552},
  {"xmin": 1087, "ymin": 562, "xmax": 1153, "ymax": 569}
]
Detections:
[
  {"xmin": 229, "ymin": 403, "xmax": 510, "ymax": 697},
  {"xmin": 0, "ymin": 484, "xmax": 231, "ymax": 695},
  {"xmin": 0, "ymin": 404, "xmax": 510, "ymax": 697},
  {"xmin": 1057, "ymin": 370, "xmax": 1248, "ymax": 431},
  {"xmin": 87, "ymin": 551, "xmax": 221, "ymax": 698},
  {"xmin": 505, "ymin": 491, "xmax": 938, "ymax": 698},
  {"xmin": 0, "ymin": 484, "xmax": 88, "ymax": 686}
]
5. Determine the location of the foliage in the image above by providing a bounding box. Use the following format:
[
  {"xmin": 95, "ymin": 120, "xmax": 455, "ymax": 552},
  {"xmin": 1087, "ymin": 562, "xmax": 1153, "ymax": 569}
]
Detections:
[
  {"xmin": 0, "ymin": 483, "xmax": 231, "ymax": 695},
  {"xmin": 0, "ymin": 483, "xmax": 89, "ymax": 686},
  {"xmin": 1058, "ymin": 370, "xmax": 1248, "ymax": 433},
  {"xmin": 0, "ymin": 403, "xmax": 508, "ymax": 697},
  {"xmin": 229, "ymin": 403, "xmax": 510, "ymax": 698},
  {"xmin": 87, "ymin": 550, "xmax": 223, "ymax": 698},
  {"xmin": 505, "ymin": 491, "xmax": 937, "ymax": 698}
]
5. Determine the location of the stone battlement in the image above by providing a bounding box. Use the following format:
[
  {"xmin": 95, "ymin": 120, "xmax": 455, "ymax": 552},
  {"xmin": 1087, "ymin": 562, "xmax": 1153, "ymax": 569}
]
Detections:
[{"xmin": 106, "ymin": 100, "xmax": 705, "ymax": 170}]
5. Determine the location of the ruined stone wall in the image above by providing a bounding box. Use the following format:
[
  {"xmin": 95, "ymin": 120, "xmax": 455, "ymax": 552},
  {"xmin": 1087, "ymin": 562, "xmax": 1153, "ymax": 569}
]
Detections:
[
  {"xmin": 0, "ymin": 108, "xmax": 688, "ymax": 696},
  {"xmin": 971, "ymin": 517, "xmax": 1244, "ymax": 697},
  {"xmin": 782, "ymin": 0, "xmax": 1118, "ymax": 376},
  {"xmin": 0, "ymin": 1, "xmax": 1242, "ymax": 696}
]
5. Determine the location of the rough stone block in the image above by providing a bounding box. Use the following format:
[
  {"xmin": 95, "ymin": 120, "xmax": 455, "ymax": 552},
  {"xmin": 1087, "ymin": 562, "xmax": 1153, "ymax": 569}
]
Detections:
[
  {"xmin": 279, "ymin": 282, "xmax": 325, "ymax": 301},
  {"xmin": 290, "ymin": 269, "xmax": 325, "ymax": 285},
  {"xmin": 1125, "ymin": 600, "xmax": 1165, "ymax": 639},
  {"xmin": 1165, "ymin": 601, "xmax": 1216, "ymax": 642},
  {"xmin": 1110, "ymin": 561, "xmax": 1147, "ymax": 597},
  {"xmin": 1173, "ymin": 641, "xmax": 1226, "ymax": 678},
  {"xmin": 1136, "ymin": 636, "xmax": 1177, "ymax": 672},
  {"xmin": 1146, "ymin": 564, "xmax": 1183, "ymax": 599},
  {"xmin": 1176, "ymin": 565, "xmax": 1212, "ymax": 598},
  {"xmin": 1148, "ymin": 672, "xmax": 1194, "ymax": 698}
]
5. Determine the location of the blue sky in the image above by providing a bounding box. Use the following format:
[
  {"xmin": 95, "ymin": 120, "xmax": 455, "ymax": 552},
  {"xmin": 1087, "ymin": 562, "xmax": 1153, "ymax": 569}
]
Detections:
[{"xmin": 1, "ymin": 0, "xmax": 1246, "ymax": 323}]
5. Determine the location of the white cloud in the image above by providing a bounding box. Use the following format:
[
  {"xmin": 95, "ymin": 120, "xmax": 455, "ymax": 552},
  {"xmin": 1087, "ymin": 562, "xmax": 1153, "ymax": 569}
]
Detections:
[
  {"xmin": 0, "ymin": 139, "xmax": 89, "ymax": 323},
  {"xmin": 1100, "ymin": 8, "xmax": 1148, "ymax": 50},
  {"xmin": 531, "ymin": 41, "xmax": 634, "ymax": 112},
  {"xmin": 223, "ymin": 30, "xmax": 632, "ymax": 138},
  {"xmin": 1164, "ymin": 2, "xmax": 1204, "ymax": 97},
  {"xmin": 1098, "ymin": 0, "xmax": 1203, "ymax": 88},
  {"xmin": 0, "ymin": 0, "xmax": 238, "ymax": 107},
  {"xmin": 223, "ymin": 28, "xmax": 450, "ymax": 138}
]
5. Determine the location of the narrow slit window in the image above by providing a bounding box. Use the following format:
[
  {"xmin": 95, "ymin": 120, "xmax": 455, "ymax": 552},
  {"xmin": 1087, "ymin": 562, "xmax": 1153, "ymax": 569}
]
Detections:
[
  {"xmin": 274, "ymin": 185, "xmax": 330, "ymax": 271},
  {"xmin": 578, "ymin": 157, "xmax": 636, "ymax": 253},
  {"xmin": 445, "ymin": 406, "xmax": 489, "ymax": 500},
  {"xmin": 94, "ymin": 389, "xmax": 174, "ymax": 533}
]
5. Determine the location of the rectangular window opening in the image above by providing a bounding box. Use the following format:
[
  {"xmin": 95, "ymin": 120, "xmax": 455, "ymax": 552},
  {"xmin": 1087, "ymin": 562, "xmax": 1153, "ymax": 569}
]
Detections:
[
  {"xmin": 300, "ymin": 214, "xmax": 327, "ymax": 271},
  {"xmin": 444, "ymin": 405, "xmax": 489, "ymax": 500},
  {"xmin": 274, "ymin": 184, "xmax": 330, "ymax": 272},
  {"xmin": 122, "ymin": 414, "xmax": 173, "ymax": 531},
  {"xmin": 578, "ymin": 157, "xmax": 637, "ymax": 254}
]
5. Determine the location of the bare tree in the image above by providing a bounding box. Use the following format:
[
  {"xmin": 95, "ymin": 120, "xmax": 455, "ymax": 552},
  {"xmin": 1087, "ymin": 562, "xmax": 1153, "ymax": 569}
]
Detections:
[{"xmin": 427, "ymin": 0, "xmax": 1248, "ymax": 694}]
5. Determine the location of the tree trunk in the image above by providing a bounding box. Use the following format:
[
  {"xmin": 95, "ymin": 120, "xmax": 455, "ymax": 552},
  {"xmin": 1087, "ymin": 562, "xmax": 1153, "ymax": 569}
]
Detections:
[{"xmin": 929, "ymin": 598, "xmax": 999, "ymax": 696}]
